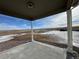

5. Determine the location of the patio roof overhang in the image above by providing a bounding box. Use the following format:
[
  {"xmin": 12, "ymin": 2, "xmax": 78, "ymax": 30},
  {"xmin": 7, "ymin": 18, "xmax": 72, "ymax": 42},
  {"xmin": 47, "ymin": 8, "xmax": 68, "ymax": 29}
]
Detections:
[{"xmin": 0, "ymin": 0, "xmax": 79, "ymax": 21}]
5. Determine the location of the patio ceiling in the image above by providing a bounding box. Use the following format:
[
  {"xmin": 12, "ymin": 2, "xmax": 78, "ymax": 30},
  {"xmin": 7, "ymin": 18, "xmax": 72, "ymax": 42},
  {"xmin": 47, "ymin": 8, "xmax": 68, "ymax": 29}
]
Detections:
[{"xmin": 0, "ymin": 0, "xmax": 79, "ymax": 21}]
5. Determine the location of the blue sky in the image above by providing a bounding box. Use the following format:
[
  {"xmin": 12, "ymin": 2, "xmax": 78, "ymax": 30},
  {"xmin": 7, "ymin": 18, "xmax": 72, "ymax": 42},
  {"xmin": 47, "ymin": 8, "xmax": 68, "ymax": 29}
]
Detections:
[
  {"xmin": 0, "ymin": 14, "xmax": 31, "ymax": 30},
  {"xmin": 0, "ymin": 6, "xmax": 79, "ymax": 30},
  {"xmin": 33, "ymin": 6, "xmax": 79, "ymax": 29}
]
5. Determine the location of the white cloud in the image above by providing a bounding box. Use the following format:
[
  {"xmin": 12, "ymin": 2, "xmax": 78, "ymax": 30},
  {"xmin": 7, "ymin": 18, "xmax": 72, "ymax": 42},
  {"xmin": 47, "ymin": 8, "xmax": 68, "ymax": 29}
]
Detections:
[
  {"xmin": 49, "ymin": 6, "xmax": 79, "ymax": 28},
  {"xmin": 20, "ymin": 24, "xmax": 31, "ymax": 29},
  {"xmin": 35, "ymin": 5, "xmax": 79, "ymax": 28},
  {"xmin": 0, "ymin": 23, "xmax": 27, "ymax": 30}
]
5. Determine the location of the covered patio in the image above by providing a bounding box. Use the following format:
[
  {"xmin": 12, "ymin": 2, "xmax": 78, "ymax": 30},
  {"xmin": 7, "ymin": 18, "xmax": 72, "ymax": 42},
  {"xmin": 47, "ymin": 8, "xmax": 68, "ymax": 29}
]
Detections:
[{"xmin": 0, "ymin": 0, "xmax": 79, "ymax": 59}]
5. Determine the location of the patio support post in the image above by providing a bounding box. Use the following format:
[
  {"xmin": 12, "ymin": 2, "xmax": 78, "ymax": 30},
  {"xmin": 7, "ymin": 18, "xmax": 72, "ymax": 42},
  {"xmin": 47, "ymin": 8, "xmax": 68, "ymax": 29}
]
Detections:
[
  {"xmin": 67, "ymin": 8, "xmax": 73, "ymax": 53},
  {"xmin": 31, "ymin": 21, "xmax": 34, "ymax": 42},
  {"xmin": 66, "ymin": 8, "xmax": 78, "ymax": 59}
]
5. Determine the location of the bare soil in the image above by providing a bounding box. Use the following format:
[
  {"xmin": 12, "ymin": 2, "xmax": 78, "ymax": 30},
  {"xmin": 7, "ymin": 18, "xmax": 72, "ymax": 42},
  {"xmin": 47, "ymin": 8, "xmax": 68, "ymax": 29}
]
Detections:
[{"xmin": 0, "ymin": 30, "xmax": 78, "ymax": 53}]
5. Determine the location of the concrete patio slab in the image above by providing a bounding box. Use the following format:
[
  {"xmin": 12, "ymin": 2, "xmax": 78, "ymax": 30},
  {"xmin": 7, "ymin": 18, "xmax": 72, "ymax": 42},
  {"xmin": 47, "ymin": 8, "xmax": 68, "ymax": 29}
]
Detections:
[{"xmin": 0, "ymin": 42, "xmax": 66, "ymax": 59}]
